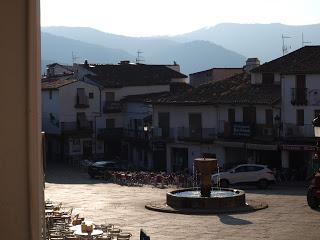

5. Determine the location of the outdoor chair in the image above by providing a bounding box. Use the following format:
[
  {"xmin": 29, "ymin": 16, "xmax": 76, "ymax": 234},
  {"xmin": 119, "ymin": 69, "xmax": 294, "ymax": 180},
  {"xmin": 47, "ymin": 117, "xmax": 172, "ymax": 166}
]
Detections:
[{"xmin": 117, "ymin": 232, "xmax": 132, "ymax": 240}]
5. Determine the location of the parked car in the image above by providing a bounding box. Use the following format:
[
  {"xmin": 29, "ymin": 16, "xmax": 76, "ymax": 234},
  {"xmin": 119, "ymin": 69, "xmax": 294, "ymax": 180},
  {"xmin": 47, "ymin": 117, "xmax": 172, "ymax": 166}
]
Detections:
[
  {"xmin": 211, "ymin": 164, "xmax": 276, "ymax": 189},
  {"xmin": 88, "ymin": 161, "xmax": 119, "ymax": 179}
]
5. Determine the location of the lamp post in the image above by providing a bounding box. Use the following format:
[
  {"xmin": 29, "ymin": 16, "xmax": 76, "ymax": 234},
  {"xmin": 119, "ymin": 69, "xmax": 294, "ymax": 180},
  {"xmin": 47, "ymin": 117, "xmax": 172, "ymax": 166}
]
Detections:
[
  {"xmin": 313, "ymin": 116, "xmax": 320, "ymax": 139},
  {"xmin": 274, "ymin": 114, "xmax": 281, "ymax": 138},
  {"xmin": 307, "ymin": 116, "xmax": 320, "ymax": 209},
  {"xmin": 312, "ymin": 116, "xmax": 320, "ymax": 159}
]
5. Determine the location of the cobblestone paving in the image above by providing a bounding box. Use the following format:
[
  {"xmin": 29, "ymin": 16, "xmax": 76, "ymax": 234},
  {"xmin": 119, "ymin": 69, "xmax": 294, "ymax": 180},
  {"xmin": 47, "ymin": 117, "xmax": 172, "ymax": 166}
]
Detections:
[{"xmin": 45, "ymin": 165, "xmax": 320, "ymax": 240}]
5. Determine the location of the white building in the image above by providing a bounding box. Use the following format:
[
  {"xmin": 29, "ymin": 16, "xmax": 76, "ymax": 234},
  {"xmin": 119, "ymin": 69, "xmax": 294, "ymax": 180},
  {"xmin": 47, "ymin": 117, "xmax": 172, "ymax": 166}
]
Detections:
[
  {"xmin": 149, "ymin": 46, "xmax": 320, "ymax": 179},
  {"xmin": 72, "ymin": 61, "xmax": 188, "ymax": 165},
  {"xmin": 151, "ymin": 71, "xmax": 281, "ymax": 173},
  {"xmin": 41, "ymin": 78, "xmax": 102, "ymax": 162},
  {"xmin": 251, "ymin": 46, "xmax": 320, "ymax": 179}
]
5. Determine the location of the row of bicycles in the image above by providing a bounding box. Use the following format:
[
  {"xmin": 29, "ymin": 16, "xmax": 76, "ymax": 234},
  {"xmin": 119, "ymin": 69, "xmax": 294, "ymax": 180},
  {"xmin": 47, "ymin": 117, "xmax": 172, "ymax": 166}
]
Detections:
[{"xmin": 104, "ymin": 170, "xmax": 197, "ymax": 188}]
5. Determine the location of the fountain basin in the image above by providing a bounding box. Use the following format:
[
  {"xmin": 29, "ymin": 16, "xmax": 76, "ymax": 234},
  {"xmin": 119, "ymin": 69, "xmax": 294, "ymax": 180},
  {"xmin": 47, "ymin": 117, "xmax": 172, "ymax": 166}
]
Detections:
[{"xmin": 167, "ymin": 187, "xmax": 245, "ymax": 210}]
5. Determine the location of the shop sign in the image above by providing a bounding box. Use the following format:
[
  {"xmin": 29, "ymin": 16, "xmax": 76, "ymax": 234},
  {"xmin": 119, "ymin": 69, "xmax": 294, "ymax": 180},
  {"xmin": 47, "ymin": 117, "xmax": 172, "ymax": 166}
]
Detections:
[
  {"xmin": 152, "ymin": 141, "xmax": 166, "ymax": 151},
  {"xmin": 233, "ymin": 123, "xmax": 251, "ymax": 137},
  {"xmin": 280, "ymin": 144, "xmax": 316, "ymax": 151}
]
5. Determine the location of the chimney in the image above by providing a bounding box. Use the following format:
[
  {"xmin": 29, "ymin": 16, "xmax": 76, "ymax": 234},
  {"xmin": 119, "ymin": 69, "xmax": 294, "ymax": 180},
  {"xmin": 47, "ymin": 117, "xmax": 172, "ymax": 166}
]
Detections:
[
  {"xmin": 84, "ymin": 59, "xmax": 89, "ymax": 68},
  {"xmin": 244, "ymin": 58, "xmax": 260, "ymax": 72}
]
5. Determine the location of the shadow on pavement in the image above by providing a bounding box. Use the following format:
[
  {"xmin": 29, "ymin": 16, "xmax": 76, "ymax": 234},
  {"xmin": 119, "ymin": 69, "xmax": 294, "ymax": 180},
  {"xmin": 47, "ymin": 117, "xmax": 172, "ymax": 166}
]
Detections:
[
  {"xmin": 218, "ymin": 214, "xmax": 253, "ymax": 225},
  {"xmin": 45, "ymin": 163, "xmax": 106, "ymax": 184},
  {"xmin": 230, "ymin": 183, "xmax": 308, "ymax": 197}
]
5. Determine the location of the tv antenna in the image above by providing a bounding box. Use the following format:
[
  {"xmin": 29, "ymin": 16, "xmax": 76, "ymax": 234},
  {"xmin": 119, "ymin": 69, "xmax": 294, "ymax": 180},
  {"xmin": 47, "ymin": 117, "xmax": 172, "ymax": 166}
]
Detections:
[
  {"xmin": 136, "ymin": 50, "xmax": 145, "ymax": 64},
  {"xmin": 72, "ymin": 52, "xmax": 80, "ymax": 64},
  {"xmin": 282, "ymin": 34, "xmax": 291, "ymax": 56},
  {"xmin": 302, "ymin": 33, "xmax": 311, "ymax": 47}
]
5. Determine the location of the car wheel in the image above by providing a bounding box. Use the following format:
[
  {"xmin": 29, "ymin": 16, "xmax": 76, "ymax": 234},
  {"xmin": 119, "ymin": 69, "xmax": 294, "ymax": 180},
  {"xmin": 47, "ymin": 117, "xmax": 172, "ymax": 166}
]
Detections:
[
  {"xmin": 307, "ymin": 187, "xmax": 319, "ymax": 209},
  {"xmin": 257, "ymin": 179, "xmax": 269, "ymax": 189},
  {"xmin": 219, "ymin": 179, "xmax": 229, "ymax": 188}
]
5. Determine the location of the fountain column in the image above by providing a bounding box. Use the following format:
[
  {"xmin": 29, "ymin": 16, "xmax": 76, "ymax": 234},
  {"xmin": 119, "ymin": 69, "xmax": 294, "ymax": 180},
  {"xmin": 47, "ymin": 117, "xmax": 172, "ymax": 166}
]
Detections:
[{"xmin": 194, "ymin": 158, "xmax": 217, "ymax": 197}]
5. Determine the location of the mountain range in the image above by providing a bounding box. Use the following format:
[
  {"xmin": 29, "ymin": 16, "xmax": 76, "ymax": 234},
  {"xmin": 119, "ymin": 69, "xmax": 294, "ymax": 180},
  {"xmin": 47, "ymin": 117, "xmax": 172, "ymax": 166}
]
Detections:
[
  {"xmin": 41, "ymin": 23, "xmax": 320, "ymax": 74},
  {"xmin": 174, "ymin": 23, "xmax": 320, "ymax": 62}
]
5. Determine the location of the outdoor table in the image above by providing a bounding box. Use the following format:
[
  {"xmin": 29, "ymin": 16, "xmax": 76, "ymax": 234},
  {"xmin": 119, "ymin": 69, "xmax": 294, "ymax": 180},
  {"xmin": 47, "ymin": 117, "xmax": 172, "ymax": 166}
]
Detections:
[{"xmin": 73, "ymin": 229, "xmax": 103, "ymax": 239}]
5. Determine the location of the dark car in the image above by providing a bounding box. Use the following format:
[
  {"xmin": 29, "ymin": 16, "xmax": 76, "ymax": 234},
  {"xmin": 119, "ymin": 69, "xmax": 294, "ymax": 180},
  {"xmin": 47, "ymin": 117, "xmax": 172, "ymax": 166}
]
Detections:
[{"xmin": 88, "ymin": 161, "xmax": 119, "ymax": 179}]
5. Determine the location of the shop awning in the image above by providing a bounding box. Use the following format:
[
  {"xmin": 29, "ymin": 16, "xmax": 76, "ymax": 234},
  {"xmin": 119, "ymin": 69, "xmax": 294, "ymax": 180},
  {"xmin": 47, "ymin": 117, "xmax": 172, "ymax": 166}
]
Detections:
[
  {"xmin": 280, "ymin": 144, "xmax": 316, "ymax": 151},
  {"xmin": 215, "ymin": 141, "xmax": 245, "ymax": 148},
  {"xmin": 246, "ymin": 143, "xmax": 278, "ymax": 151}
]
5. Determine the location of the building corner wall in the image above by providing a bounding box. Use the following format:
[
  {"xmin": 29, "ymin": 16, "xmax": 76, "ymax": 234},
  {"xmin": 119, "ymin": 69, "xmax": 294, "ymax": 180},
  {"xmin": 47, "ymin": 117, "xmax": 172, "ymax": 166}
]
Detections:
[{"xmin": 0, "ymin": 0, "xmax": 43, "ymax": 240}]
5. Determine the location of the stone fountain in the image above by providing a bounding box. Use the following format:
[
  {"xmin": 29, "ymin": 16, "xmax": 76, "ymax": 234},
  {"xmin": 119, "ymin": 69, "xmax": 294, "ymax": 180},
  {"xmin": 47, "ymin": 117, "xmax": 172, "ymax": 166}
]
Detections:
[
  {"xmin": 146, "ymin": 157, "xmax": 268, "ymax": 214},
  {"xmin": 194, "ymin": 157, "xmax": 217, "ymax": 197}
]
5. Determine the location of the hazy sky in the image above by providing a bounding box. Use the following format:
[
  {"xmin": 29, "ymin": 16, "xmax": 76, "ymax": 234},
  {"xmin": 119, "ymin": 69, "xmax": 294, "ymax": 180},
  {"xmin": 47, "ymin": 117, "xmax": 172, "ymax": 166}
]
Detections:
[{"xmin": 41, "ymin": 0, "xmax": 320, "ymax": 37}]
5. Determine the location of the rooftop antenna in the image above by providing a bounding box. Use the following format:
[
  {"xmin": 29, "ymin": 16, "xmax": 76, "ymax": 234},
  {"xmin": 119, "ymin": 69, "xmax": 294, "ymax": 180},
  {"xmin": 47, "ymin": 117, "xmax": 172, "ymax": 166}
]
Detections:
[
  {"xmin": 72, "ymin": 52, "xmax": 80, "ymax": 64},
  {"xmin": 302, "ymin": 33, "xmax": 311, "ymax": 47},
  {"xmin": 136, "ymin": 50, "xmax": 145, "ymax": 64},
  {"xmin": 282, "ymin": 34, "xmax": 291, "ymax": 56}
]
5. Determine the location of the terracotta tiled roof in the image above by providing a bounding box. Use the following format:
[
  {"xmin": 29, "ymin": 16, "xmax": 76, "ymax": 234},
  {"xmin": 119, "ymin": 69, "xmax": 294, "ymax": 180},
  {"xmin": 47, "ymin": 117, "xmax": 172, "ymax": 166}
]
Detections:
[
  {"xmin": 47, "ymin": 63, "xmax": 73, "ymax": 72},
  {"xmin": 41, "ymin": 78, "xmax": 77, "ymax": 90},
  {"xmin": 151, "ymin": 73, "xmax": 280, "ymax": 105},
  {"xmin": 122, "ymin": 82, "xmax": 193, "ymax": 103},
  {"xmin": 41, "ymin": 73, "xmax": 74, "ymax": 82},
  {"xmin": 83, "ymin": 63, "xmax": 187, "ymax": 88},
  {"xmin": 251, "ymin": 46, "xmax": 320, "ymax": 74}
]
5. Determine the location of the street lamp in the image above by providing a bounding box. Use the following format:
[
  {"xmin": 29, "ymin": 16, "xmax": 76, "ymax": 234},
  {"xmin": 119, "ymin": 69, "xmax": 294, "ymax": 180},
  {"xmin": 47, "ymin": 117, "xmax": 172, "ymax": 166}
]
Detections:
[
  {"xmin": 313, "ymin": 116, "xmax": 320, "ymax": 138},
  {"xmin": 274, "ymin": 114, "xmax": 281, "ymax": 138}
]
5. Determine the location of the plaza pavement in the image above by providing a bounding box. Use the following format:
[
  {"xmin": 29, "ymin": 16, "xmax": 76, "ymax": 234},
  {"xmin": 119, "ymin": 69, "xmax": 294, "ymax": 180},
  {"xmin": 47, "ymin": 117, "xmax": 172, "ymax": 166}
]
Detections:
[{"xmin": 45, "ymin": 164, "xmax": 320, "ymax": 240}]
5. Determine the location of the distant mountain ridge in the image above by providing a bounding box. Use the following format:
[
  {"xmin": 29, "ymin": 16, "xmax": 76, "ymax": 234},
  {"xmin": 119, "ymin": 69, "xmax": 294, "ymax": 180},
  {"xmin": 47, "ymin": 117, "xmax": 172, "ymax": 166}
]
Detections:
[
  {"xmin": 173, "ymin": 23, "xmax": 320, "ymax": 62},
  {"xmin": 41, "ymin": 27, "xmax": 247, "ymax": 74}
]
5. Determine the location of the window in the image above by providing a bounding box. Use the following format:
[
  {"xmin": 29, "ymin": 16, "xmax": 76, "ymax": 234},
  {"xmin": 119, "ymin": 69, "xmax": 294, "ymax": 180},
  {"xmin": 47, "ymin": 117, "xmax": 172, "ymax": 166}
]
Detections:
[
  {"xmin": 234, "ymin": 166, "xmax": 248, "ymax": 173},
  {"xmin": 189, "ymin": 113, "xmax": 202, "ymax": 138},
  {"xmin": 72, "ymin": 139, "xmax": 81, "ymax": 152},
  {"xmin": 296, "ymin": 109, "xmax": 304, "ymax": 126},
  {"xmin": 106, "ymin": 119, "xmax": 115, "ymax": 128},
  {"xmin": 228, "ymin": 109, "xmax": 235, "ymax": 123},
  {"xmin": 105, "ymin": 92, "xmax": 115, "ymax": 102},
  {"xmin": 158, "ymin": 112, "xmax": 170, "ymax": 137},
  {"xmin": 265, "ymin": 109, "xmax": 273, "ymax": 126},
  {"xmin": 262, "ymin": 73, "xmax": 274, "ymax": 84},
  {"xmin": 296, "ymin": 75, "xmax": 306, "ymax": 89},
  {"xmin": 243, "ymin": 107, "xmax": 256, "ymax": 124},
  {"xmin": 89, "ymin": 92, "xmax": 94, "ymax": 99},
  {"xmin": 247, "ymin": 166, "xmax": 264, "ymax": 172}
]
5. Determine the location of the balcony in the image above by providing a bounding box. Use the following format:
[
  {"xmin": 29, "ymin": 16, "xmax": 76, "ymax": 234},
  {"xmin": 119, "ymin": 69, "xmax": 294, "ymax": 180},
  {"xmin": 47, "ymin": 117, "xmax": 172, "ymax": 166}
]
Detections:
[
  {"xmin": 123, "ymin": 128, "xmax": 150, "ymax": 142},
  {"xmin": 291, "ymin": 88, "xmax": 308, "ymax": 105},
  {"xmin": 152, "ymin": 127, "xmax": 175, "ymax": 141},
  {"xmin": 177, "ymin": 127, "xmax": 216, "ymax": 142},
  {"xmin": 97, "ymin": 128, "xmax": 123, "ymax": 141},
  {"xmin": 60, "ymin": 121, "xmax": 93, "ymax": 136},
  {"xmin": 103, "ymin": 101, "xmax": 122, "ymax": 113},
  {"xmin": 283, "ymin": 123, "xmax": 314, "ymax": 138},
  {"xmin": 74, "ymin": 95, "xmax": 89, "ymax": 108},
  {"xmin": 219, "ymin": 122, "xmax": 276, "ymax": 140}
]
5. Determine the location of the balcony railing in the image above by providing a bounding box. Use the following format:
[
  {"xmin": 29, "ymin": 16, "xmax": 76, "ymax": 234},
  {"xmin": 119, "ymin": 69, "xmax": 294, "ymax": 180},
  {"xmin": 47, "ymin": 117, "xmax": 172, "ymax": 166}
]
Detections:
[
  {"xmin": 177, "ymin": 127, "xmax": 216, "ymax": 142},
  {"xmin": 291, "ymin": 88, "xmax": 308, "ymax": 105},
  {"xmin": 218, "ymin": 121, "xmax": 276, "ymax": 139},
  {"xmin": 152, "ymin": 127, "xmax": 175, "ymax": 141},
  {"xmin": 97, "ymin": 128, "xmax": 123, "ymax": 140},
  {"xmin": 123, "ymin": 128, "xmax": 150, "ymax": 142},
  {"xmin": 283, "ymin": 123, "xmax": 314, "ymax": 138},
  {"xmin": 74, "ymin": 95, "xmax": 89, "ymax": 108},
  {"xmin": 60, "ymin": 121, "xmax": 93, "ymax": 135},
  {"xmin": 103, "ymin": 101, "xmax": 122, "ymax": 113}
]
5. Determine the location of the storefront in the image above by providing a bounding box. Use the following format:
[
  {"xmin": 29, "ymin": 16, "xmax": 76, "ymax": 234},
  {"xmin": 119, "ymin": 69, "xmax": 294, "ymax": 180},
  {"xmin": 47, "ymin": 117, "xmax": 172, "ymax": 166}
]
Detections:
[
  {"xmin": 280, "ymin": 144, "xmax": 315, "ymax": 180},
  {"xmin": 171, "ymin": 147, "xmax": 188, "ymax": 172}
]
